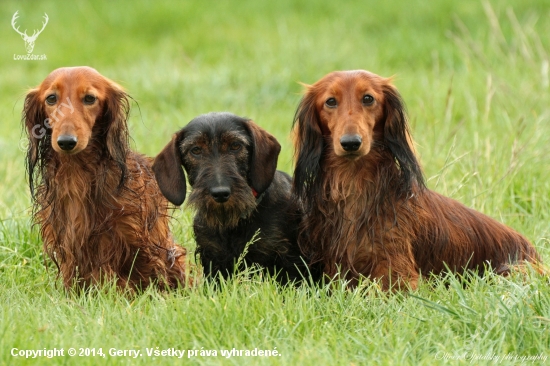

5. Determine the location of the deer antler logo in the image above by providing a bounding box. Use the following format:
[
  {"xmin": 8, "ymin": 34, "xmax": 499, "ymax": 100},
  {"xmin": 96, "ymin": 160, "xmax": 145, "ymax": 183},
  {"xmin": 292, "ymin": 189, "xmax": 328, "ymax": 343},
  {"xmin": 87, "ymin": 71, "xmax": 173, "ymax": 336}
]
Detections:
[{"xmin": 11, "ymin": 11, "xmax": 49, "ymax": 54}]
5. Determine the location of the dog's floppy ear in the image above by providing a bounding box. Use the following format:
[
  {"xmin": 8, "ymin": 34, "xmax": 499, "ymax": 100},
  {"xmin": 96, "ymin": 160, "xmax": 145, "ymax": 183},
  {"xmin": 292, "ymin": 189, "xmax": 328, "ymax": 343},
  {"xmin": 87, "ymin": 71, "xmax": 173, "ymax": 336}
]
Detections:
[
  {"xmin": 242, "ymin": 120, "xmax": 281, "ymax": 195},
  {"xmin": 292, "ymin": 90, "xmax": 324, "ymax": 204},
  {"xmin": 23, "ymin": 88, "xmax": 49, "ymax": 198},
  {"xmin": 102, "ymin": 81, "xmax": 130, "ymax": 189},
  {"xmin": 382, "ymin": 83, "xmax": 425, "ymax": 194},
  {"xmin": 153, "ymin": 132, "xmax": 187, "ymax": 206}
]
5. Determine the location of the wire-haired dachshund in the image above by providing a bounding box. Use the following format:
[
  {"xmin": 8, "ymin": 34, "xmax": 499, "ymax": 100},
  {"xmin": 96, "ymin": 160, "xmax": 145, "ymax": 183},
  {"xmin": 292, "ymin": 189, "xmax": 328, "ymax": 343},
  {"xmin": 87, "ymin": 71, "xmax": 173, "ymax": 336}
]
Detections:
[{"xmin": 153, "ymin": 112, "xmax": 315, "ymax": 284}]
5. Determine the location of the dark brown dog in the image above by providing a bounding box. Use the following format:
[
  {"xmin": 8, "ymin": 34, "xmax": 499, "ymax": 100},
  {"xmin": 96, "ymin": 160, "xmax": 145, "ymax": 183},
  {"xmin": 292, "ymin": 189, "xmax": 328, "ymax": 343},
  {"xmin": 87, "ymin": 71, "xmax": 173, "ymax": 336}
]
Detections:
[
  {"xmin": 153, "ymin": 112, "xmax": 315, "ymax": 284},
  {"xmin": 292, "ymin": 69, "xmax": 541, "ymax": 290},
  {"xmin": 23, "ymin": 66, "xmax": 191, "ymax": 291}
]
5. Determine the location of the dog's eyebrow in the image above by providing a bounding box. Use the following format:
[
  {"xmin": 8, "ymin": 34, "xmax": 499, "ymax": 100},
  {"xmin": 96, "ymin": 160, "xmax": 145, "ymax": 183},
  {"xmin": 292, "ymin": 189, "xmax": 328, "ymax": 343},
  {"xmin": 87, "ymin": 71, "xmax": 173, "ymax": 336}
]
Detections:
[
  {"xmin": 179, "ymin": 131, "xmax": 207, "ymax": 150},
  {"xmin": 220, "ymin": 131, "xmax": 250, "ymax": 145}
]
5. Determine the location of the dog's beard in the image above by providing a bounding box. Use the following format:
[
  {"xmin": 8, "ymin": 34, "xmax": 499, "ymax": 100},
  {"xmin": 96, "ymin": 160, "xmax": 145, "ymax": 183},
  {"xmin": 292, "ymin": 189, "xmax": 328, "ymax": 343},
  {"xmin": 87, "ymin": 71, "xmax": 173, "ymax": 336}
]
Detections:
[{"xmin": 187, "ymin": 183, "xmax": 257, "ymax": 229}]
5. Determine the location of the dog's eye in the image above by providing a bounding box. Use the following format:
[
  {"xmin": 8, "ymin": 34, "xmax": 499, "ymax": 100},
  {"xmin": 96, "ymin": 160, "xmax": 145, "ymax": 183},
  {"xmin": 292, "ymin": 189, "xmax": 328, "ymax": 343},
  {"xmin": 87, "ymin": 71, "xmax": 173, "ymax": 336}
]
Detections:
[
  {"xmin": 83, "ymin": 95, "xmax": 97, "ymax": 105},
  {"xmin": 325, "ymin": 97, "xmax": 337, "ymax": 108},
  {"xmin": 229, "ymin": 142, "xmax": 242, "ymax": 151},
  {"xmin": 362, "ymin": 94, "xmax": 375, "ymax": 106},
  {"xmin": 190, "ymin": 147, "xmax": 202, "ymax": 156},
  {"xmin": 45, "ymin": 94, "xmax": 57, "ymax": 105}
]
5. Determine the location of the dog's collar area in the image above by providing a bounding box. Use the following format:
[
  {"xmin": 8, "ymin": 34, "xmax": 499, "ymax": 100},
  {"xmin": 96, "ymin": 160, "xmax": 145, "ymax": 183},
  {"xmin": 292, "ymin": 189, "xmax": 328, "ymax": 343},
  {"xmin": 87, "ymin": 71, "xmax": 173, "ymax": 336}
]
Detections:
[
  {"xmin": 255, "ymin": 191, "xmax": 265, "ymax": 204},
  {"xmin": 251, "ymin": 188, "xmax": 265, "ymax": 204},
  {"xmin": 239, "ymin": 188, "xmax": 265, "ymax": 220}
]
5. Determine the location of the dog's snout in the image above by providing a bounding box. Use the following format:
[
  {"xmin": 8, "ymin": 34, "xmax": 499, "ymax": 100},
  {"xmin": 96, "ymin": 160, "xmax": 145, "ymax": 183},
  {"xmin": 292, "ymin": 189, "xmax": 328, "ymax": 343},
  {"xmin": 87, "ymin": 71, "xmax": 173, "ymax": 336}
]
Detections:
[
  {"xmin": 340, "ymin": 134, "xmax": 362, "ymax": 152},
  {"xmin": 57, "ymin": 135, "xmax": 78, "ymax": 151},
  {"xmin": 210, "ymin": 186, "xmax": 231, "ymax": 203}
]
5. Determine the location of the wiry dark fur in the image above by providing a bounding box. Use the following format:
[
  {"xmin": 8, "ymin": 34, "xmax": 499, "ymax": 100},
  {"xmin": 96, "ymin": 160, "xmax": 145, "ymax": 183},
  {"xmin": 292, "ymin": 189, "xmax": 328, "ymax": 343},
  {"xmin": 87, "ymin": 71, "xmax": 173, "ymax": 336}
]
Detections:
[
  {"xmin": 153, "ymin": 112, "xmax": 315, "ymax": 284},
  {"xmin": 292, "ymin": 70, "xmax": 541, "ymax": 290}
]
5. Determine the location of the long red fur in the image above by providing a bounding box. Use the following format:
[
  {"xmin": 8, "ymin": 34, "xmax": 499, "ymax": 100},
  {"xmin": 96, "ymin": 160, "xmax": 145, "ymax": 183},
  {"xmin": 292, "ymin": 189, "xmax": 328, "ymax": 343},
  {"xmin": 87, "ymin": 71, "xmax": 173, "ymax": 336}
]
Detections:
[
  {"xmin": 292, "ymin": 70, "xmax": 541, "ymax": 290},
  {"xmin": 23, "ymin": 67, "xmax": 192, "ymax": 291}
]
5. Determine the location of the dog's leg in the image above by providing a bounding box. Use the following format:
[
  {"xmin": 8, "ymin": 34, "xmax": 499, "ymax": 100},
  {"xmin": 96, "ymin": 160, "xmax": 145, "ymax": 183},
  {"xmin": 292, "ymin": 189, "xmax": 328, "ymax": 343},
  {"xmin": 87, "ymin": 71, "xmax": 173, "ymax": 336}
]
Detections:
[
  {"xmin": 371, "ymin": 260, "xmax": 419, "ymax": 291},
  {"xmin": 370, "ymin": 241, "xmax": 419, "ymax": 291}
]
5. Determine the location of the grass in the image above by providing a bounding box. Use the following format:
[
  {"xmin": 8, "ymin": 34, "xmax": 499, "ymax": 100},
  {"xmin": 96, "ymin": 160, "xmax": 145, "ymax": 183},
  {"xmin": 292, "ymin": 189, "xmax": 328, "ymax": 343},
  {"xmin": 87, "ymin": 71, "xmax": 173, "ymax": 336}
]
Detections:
[{"xmin": 1, "ymin": 0, "xmax": 549, "ymax": 364}]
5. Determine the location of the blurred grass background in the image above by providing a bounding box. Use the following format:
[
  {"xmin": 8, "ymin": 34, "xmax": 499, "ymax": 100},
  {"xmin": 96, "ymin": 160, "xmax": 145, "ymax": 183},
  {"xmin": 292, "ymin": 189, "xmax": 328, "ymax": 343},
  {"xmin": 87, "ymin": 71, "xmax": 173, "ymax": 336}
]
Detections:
[{"xmin": 1, "ymin": 0, "xmax": 549, "ymax": 365}]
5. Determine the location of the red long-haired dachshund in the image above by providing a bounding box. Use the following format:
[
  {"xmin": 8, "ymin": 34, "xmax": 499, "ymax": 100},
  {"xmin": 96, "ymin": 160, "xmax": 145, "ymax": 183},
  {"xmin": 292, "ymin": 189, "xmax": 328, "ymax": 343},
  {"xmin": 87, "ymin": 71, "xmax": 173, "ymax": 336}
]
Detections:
[
  {"xmin": 23, "ymin": 66, "xmax": 191, "ymax": 291},
  {"xmin": 292, "ymin": 69, "xmax": 541, "ymax": 290}
]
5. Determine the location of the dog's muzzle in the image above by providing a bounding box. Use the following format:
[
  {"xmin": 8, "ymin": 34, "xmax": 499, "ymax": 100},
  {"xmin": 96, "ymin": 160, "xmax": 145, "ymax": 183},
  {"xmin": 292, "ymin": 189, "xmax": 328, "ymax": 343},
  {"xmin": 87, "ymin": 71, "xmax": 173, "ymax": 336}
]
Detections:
[
  {"xmin": 340, "ymin": 134, "xmax": 362, "ymax": 152},
  {"xmin": 210, "ymin": 186, "xmax": 231, "ymax": 203},
  {"xmin": 57, "ymin": 135, "xmax": 78, "ymax": 151}
]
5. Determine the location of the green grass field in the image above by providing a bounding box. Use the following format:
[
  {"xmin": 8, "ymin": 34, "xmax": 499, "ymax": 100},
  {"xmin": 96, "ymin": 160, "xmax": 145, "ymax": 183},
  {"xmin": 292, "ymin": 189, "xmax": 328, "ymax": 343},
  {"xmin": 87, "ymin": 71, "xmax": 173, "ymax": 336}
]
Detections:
[{"xmin": 1, "ymin": 0, "xmax": 549, "ymax": 365}]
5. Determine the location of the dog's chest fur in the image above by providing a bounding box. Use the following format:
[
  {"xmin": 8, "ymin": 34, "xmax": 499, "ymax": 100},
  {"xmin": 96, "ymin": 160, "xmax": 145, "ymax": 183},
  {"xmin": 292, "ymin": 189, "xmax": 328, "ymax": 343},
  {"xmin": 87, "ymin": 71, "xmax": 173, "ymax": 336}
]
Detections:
[
  {"xmin": 301, "ymin": 153, "xmax": 396, "ymax": 278},
  {"xmin": 193, "ymin": 172, "xmax": 307, "ymax": 282},
  {"xmin": 36, "ymin": 151, "xmax": 175, "ymax": 286}
]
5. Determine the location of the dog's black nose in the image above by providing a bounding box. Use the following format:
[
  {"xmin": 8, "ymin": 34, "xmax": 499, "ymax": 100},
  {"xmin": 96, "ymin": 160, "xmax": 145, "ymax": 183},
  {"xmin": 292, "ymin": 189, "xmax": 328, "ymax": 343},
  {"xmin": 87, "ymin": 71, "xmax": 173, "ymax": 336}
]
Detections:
[
  {"xmin": 210, "ymin": 186, "xmax": 231, "ymax": 203},
  {"xmin": 57, "ymin": 135, "xmax": 78, "ymax": 151},
  {"xmin": 340, "ymin": 134, "xmax": 362, "ymax": 152}
]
